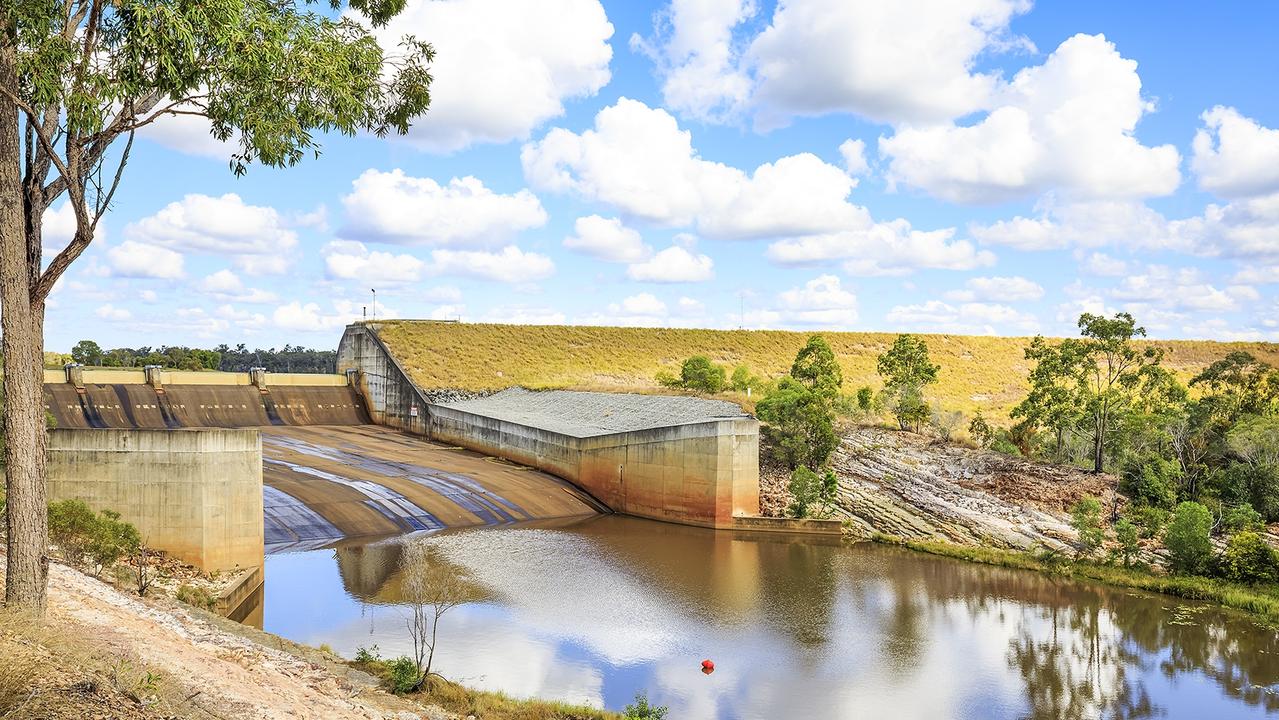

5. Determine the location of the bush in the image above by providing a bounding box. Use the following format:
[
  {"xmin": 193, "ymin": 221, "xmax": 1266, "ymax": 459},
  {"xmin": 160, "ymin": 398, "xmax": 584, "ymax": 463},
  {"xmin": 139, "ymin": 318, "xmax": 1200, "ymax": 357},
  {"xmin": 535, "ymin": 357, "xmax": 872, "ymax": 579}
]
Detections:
[
  {"xmin": 855, "ymin": 386, "xmax": 875, "ymax": 413},
  {"xmin": 1219, "ymin": 531, "xmax": 1279, "ymax": 585},
  {"xmin": 679, "ymin": 356, "xmax": 726, "ymax": 393},
  {"xmin": 1222, "ymin": 503, "xmax": 1265, "ymax": 533},
  {"xmin": 730, "ymin": 364, "xmax": 763, "ymax": 393},
  {"xmin": 1120, "ymin": 456, "xmax": 1179, "ymax": 510},
  {"xmin": 756, "ymin": 377, "xmax": 838, "ymax": 470},
  {"xmin": 791, "ymin": 335, "xmax": 843, "ymax": 402},
  {"xmin": 353, "ymin": 645, "xmax": 380, "ymax": 664},
  {"xmin": 654, "ymin": 370, "xmax": 681, "ymax": 389},
  {"xmin": 1166, "ymin": 502, "xmax": 1213, "ymax": 575},
  {"xmin": 968, "ymin": 412, "xmax": 993, "ymax": 448},
  {"xmin": 1115, "ymin": 517, "xmax": 1140, "ymax": 567},
  {"xmin": 388, "ymin": 656, "xmax": 421, "ymax": 694},
  {"xmin": 88, "ymin": 509, "xmax": 142, "ymax": 575},
  {"xmin": 1130, "ymin": 505, "xmax": 1169, "ymax": 539},
  {"xmin": 989, "ymin": 435, "xmax": 1022, "ymax": 457},
  {"xmin": 48, "ymin": 500, "xmax": 141, "ymax": 575},
  {"xmin": 175, "ymin": 584, "xmax": 216, "ymax": 610},
  {"xmin": 929, "ymin": 409, "xmax": 963, "ymax": 441},
  {"xmin": 1069, "ymin": 496, "xmax": 1104, "ymax": 557},
  {"xmin": 624, "ymin": 691, "xmax": 668, "ymax": 720}
]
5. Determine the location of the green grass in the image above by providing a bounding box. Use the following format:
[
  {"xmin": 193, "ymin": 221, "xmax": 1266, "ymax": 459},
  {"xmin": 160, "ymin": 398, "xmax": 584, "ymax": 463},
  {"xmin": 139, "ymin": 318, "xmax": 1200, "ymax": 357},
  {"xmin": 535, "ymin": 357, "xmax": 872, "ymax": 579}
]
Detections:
[
  {"xmin": 870, "ymin": 533, "xmax": 1279, "ymax": 625},
  {"xmin": 374, "ymin": 321, "xmax": 1279, "ymax": 421},
  {"xmin": 350, "ymin": 656, "xmax": 620, "ymax": 719}
]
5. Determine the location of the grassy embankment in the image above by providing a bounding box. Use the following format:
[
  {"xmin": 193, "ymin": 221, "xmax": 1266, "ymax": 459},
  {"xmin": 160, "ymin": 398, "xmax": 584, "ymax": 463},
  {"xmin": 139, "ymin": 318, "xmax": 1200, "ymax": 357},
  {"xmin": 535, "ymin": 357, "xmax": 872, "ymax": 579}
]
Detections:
[
  {"xmin": 374, "ymin": 321, "xmax": 1279, "ymax": 420},
  {"xmin": 348, "ymin": 655, "xmax": 621, "ymax": 720},
  {"xmin": 871, "ymin": 533, "xmax": 1279, "ymax": 625}
]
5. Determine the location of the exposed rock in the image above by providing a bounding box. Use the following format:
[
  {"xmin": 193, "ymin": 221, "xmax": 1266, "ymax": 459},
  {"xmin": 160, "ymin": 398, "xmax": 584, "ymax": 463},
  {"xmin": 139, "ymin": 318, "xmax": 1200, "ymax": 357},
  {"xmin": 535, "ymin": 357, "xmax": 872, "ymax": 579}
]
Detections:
[{"xmin": 790, "ymin": 426, "xmax": 1120, "ymax": 552}]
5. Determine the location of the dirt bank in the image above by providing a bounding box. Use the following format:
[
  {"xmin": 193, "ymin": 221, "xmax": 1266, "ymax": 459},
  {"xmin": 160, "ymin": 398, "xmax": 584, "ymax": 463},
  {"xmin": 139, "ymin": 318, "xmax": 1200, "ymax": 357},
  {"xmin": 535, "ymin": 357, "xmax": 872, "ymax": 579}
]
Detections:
[
  {"xmin": 1, "ymin": 561, "xmax": 452, "ymax": 719},
  {"xmin": 765, "ymin": 425, "xmax": 1119, "ymax": 551}
]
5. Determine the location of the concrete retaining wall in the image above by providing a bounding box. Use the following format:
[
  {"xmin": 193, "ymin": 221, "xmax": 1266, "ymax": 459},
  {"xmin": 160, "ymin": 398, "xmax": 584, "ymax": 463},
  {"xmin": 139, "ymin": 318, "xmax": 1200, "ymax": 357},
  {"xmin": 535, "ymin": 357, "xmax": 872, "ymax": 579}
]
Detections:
[
  {"xmin": 732, "ymin": 515, "xmax": 844, "ymax": 535},
  {"xmin": 47, "ymin": 428, "xmax": 264, "ymax": 572},
  {"xmin": 429, "ymin": 404, "xmax": 759, "ymax": 528},
  {"xmin": 336, "ymin": 324, "xmax": 432, "ymax": 435}
]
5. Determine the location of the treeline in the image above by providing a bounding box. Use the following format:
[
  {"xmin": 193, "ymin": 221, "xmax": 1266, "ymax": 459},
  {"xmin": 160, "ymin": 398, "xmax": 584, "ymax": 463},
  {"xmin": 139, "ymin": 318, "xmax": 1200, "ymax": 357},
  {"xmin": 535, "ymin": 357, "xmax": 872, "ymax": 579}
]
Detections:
[{"xmin": 59, "ymin": 340, "xmax": 337, "ymax": 373}]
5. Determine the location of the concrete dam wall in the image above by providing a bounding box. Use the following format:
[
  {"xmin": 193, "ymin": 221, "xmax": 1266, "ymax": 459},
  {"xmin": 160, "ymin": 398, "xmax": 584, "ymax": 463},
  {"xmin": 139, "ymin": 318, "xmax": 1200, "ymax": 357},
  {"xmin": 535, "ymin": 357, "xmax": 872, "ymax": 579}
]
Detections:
[
  {"xmin": 337, "ymin": 323, "xmax": 762, "ymax": 529},
  {"xmin": 47, "ymin": 428, "xmax": 264, "ymax": 573}
]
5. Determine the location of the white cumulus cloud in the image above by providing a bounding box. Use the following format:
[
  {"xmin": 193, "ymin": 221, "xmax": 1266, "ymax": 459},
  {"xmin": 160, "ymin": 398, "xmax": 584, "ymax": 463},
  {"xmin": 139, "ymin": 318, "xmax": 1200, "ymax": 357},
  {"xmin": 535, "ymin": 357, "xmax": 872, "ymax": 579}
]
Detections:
[
  {"xmin": 946, "ymin": 276, "xmax": 1044, "ymax": 302},
  {"xmin": 626, "ymin": 245, "xmax": 714, "ymax": 283},
  {"xmin": 563, "ymin": 216, "xmax": 652, "ymax": 263},
  {"xmin": 361, "ymin": 0, "xmax": 613, "ymax": 152},
  {"xmin": 198, "ymin": 269, "xmax": 277, "ymax": 303},
  {"xmin": 106, "ymin": 240, "xmax": 185, "ymax": 279},
  {"xmin": 429, "ymin": 246, "xmax": 555, "ymax": 283},
  {"xmin": 340, "ymin": 169, "xmax": 547, "ymax": 247},
  {"xmin": 1192, "ymin": 106, "xmax": 1279, "ymax": 199},
  {"xmin": 323, "ymin": 240, "xmax": 426, "ymax": 285}
]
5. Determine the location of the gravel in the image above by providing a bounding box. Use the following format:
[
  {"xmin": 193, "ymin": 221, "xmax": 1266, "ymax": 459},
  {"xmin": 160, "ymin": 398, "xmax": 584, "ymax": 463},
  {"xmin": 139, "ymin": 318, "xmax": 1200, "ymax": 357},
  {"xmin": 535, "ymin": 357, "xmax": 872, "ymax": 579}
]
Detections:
[{"xmin": 438, "ymin": 387, "xmax": 751, "ymax": 437}]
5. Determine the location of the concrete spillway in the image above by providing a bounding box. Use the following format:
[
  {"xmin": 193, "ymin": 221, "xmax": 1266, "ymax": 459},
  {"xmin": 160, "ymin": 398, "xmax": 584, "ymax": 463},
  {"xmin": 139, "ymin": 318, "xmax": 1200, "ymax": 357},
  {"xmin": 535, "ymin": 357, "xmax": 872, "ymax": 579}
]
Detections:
[{"xmin": 43, "ymin": 374, "xmax": 603, "ymax": 570}]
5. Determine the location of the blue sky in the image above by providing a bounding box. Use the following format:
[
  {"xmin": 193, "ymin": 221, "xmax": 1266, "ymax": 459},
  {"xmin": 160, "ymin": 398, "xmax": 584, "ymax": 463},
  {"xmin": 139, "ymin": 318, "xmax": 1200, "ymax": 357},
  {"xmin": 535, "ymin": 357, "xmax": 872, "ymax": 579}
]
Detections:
[{"xmin": 43, "ymin": 0, "xmax": 1279, "ymax": 351}]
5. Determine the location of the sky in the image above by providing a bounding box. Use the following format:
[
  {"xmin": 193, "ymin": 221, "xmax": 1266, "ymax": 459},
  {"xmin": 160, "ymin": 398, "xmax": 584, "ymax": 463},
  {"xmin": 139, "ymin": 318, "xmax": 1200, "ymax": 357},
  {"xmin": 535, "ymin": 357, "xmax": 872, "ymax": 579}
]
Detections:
[{"xmin": 41, "ymin": 0, "xmax": 1279, "ymax": 351}]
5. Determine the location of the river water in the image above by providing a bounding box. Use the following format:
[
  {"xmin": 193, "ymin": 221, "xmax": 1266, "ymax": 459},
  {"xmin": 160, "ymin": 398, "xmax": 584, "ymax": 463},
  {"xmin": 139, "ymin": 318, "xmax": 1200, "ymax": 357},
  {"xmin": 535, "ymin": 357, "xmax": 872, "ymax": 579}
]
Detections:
[{"xmin": 262, "ymin": 515, "xmax": 1279, "ymax": 719}]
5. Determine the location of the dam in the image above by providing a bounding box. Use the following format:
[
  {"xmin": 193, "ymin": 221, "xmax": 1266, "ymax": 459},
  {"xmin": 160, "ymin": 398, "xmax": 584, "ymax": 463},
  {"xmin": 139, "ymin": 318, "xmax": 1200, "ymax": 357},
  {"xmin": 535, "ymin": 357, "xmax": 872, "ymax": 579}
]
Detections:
[{"xmin": 42, "ymin": 322, "xmax": 764, "ymax": 580}]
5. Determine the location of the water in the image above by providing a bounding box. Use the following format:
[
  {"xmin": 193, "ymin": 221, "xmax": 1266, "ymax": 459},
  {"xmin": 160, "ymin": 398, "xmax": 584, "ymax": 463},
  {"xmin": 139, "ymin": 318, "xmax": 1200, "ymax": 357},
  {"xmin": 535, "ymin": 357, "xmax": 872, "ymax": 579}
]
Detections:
[{"xmin": 262, "ymin": 515, "xmax": 1279, "ymax": 719}]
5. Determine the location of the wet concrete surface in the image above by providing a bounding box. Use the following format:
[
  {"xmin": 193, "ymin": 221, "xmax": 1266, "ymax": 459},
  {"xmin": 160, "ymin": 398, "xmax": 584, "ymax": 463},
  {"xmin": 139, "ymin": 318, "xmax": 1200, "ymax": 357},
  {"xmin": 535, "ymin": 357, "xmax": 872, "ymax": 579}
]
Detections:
[{"xmin": 261, "ymin": 425, "xmax": 602, "ymax": 552}]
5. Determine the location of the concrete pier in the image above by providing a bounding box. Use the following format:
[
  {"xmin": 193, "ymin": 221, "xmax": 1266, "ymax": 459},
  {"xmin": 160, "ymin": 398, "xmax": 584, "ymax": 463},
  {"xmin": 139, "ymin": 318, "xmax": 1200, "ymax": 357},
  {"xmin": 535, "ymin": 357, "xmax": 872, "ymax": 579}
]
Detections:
[{"xmin": 47, "ymin": 428, "xmax": 265, "ymax": 572}]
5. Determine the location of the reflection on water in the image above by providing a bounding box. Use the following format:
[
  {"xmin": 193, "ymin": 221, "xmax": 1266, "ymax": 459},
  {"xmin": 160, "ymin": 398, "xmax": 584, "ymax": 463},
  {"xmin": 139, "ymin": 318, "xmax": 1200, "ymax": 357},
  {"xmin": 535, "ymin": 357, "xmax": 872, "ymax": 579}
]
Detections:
[{"xmin": 262, "ymin": 515, "xmax": 1279, "ymax": 719}]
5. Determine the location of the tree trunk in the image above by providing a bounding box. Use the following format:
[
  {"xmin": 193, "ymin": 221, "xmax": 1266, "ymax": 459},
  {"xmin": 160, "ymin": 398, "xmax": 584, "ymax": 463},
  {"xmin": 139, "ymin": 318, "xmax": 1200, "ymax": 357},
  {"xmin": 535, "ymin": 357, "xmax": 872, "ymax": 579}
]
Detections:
[
  {"xmin": 1092, "ymin": 422, "xmax": 1104, "ymax": 474},
  {"xmin": 1, "ymin": 33, "xmax": 49, "ymax": 613}
]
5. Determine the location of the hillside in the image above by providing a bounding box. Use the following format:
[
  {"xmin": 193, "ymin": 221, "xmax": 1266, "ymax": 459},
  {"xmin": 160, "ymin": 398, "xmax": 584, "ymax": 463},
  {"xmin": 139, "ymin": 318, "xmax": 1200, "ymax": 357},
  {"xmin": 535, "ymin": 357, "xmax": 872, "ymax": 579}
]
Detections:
[{"xmin": 373, "ymin": 321, "xmax": 1279, "ymax": 421}]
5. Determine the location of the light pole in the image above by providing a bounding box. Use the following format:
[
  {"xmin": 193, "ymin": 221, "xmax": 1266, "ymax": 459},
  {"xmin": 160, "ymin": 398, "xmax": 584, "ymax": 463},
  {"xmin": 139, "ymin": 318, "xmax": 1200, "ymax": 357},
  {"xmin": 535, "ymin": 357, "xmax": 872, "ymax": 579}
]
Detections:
[{"xmin": 371, "ymin": 288, "xmax": 377, "ymax": 321}]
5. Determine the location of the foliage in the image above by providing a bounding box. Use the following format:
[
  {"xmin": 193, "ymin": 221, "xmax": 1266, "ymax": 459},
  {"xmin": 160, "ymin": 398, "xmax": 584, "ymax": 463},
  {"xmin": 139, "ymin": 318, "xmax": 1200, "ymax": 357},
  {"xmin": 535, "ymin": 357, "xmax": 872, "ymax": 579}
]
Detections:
[
  {"xmin": 1130, "ymin": 505, "xmax": 1169, "ymax": 539},
  {"xmin": 1114, "ymin": 518, "xmax": 1140, "ymax": 567},
  {"xmin": 623, "ymin": 691, "xmax": 669, "ymax": 720},
  {"xmin": 1222, "ymin": 503, "xmax": 1265, "ymax": 533},
  {"xmin": 1191, "ymin": 351, "xmax": 1279, "ymax": 422},
  {"xmin": 968, "ymin": 412, "xmax": 993, "ymax": 448},
  {"xmin": 791, "ymin": 335, "xmax": 843, "ymax": 402},
  {"xmin": 353, "ymin": 645, "xmax": 380, "ymax": 665},
  {"xmin": 729, "ymin": 364, "xmax": 764, "ymax": 393},
  {"xmin": 70, "ymin": 340, "xmax": 104, "ymax": 366},
  {"xmin": 876, "ymin": 335, "xmax": 939, "ymax": 432},
  {"xmin": 787, "ymin": 465, "xmax": 838, "ymax": 519},
  {"xmin": 1166, "ymin": 502, "xmax": 1214, "ymax": 575},
  {"xmin": 1119, "ymin": 455, "xmax": 1180, "ymax": 509},
  {"xmin": 1218, "ymin": 531, "xmax": 1278, "ymax": 585},
  {"xmin": 175, "ymin": 584, "xmax": 216, "ymax": 611},
  {"xmin": 756, "ymin": 377, "xmax": 838, "ymax": 470},
  {"xmin": 1011, "ymin": 335, "xmax": 1085, "ymax": 458},
  {"xmin": 1227, "ymin": 416, "xmax": 1279, "ymax": 469},
  {"xmin": 929, "ymin": 409, "xmax": 964, "ymax": 441},
  {"xmin": 399, "ymin": 542, "xmax": 486, "ymax": 692},
  {"xmin": 1069, "ymin": 496, "xmax": 1105, "ymax": 557},
  {"xmin": 855, "ymin": 386, "xmax": 875, "ymax": 413},
  {"xmin": 679, "ymin": 356, "xmax": 727, "ymax": 393},
  {"xmin": 1213, "ymin": 462, "xmax": 1279, "ymax": 522},
  {"xmin": 47, "ymin": 500, "xmax": 141, "ymax": 577},
  {"xmin": 388, "ymin": 656, "xmax": 422, "ymax": 695}
]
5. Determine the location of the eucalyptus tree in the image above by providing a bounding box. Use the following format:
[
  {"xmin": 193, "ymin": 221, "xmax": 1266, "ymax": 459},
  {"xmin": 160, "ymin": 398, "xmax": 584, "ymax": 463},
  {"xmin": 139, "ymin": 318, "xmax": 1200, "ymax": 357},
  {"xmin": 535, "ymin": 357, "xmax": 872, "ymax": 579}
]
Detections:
[{"xmin": 0, "ymin": 0, "xmax": 432, "ymax": 611}]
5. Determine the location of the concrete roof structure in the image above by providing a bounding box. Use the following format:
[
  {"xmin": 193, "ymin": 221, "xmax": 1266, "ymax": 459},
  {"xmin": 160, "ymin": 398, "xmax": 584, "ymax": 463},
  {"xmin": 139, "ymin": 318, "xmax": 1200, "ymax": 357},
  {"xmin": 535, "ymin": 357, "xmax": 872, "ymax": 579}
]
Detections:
[{"xmin": 437, "ymin": 387, "xmax": 751, "ymax": 438}]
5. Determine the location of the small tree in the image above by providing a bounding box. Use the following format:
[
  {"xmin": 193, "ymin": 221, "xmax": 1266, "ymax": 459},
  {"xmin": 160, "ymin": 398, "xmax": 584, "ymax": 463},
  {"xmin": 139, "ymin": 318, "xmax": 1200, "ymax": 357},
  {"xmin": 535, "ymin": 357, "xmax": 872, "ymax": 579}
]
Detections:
[
  {"xmin": 730, "ymin": 365, "xmax": 752, "ymax": 392},
  {"xmin": 400, "ymin": 542, "xmax": 484, "ymax": 691},
  {"xmin": 756, "ymin": 377, "xmax": 838, "ymax": 470},
  {"xmin": 968, "ymin": 412, "xmax": 993, "ymax": 448},
  {"xmin": 1069, "ymin": 496, "xmax": 1104, "ymax": 558},
  {"xmin": 1222, "ymin": 503, "xmax": 1265, "ymax": 533},
  {"xmin": 679, "ymin": 356, "xmax": 726, "ymax": 393},
  {"xmin": 787, "ymin": 465, "xmax": 838, "ymax": 519},
  {"xmin": 856, "ymin": 386, "xmax": 875, "ymax": 414},
  {"xmin": 791, "ymin": 335, "xmax": 843, "ymax": 402},
  {"xmin": 1114, "ymin": 517, "xmax": 1139, "ymax": 567},
  {"xmin": 1120, "ymin": 456, "xmax": 1180, "ymax": 509},
  {"xmin": 877, "ymin": 335, "xmax": 939, "ymax": 433},
  {"xmin": 1219, "ymin": 531, "xmax": 1278, "ymax": 585},
  {"xmin": 70, "ymin": 340, "xmax": 104, "ymax": 366},
  {"xmin": 930, "ymin": 409, "xmax": 963, "ymax": 442},
  {"xmin": 1165, "ymin": 502, "xmax": 1213, "ymax": 575}
]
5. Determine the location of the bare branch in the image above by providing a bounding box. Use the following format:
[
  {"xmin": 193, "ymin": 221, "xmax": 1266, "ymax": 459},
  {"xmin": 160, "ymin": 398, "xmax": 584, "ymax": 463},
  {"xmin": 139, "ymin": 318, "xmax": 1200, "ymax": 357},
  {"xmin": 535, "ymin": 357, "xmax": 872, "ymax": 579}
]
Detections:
[{"xmin": 91, "ymin": 131, "xmax": 133, "ymax": 232}]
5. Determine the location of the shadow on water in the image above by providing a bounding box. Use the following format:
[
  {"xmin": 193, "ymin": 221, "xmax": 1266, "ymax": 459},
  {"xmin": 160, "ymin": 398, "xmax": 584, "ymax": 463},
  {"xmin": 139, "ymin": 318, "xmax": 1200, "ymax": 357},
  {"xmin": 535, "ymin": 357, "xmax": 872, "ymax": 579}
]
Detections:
[{"xmin": 262, "ymin": 515, "xmax": 1279, "ymax": 720}]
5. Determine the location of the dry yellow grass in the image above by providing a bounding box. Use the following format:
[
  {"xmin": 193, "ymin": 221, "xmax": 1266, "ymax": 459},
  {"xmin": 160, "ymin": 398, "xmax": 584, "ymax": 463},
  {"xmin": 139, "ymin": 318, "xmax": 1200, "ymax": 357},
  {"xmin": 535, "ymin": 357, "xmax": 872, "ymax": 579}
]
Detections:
[{"xmin": 374, "ymin": 321, "xmax": 1279, "ymax": 422}]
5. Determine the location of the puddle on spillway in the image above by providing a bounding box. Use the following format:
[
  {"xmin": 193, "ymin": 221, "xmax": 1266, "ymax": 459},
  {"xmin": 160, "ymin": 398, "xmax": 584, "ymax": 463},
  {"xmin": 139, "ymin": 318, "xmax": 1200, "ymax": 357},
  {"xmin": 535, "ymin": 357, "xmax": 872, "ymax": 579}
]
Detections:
[{"xmin": 262, "ymin": 515, "xmax": 1279, "ymax": 719}]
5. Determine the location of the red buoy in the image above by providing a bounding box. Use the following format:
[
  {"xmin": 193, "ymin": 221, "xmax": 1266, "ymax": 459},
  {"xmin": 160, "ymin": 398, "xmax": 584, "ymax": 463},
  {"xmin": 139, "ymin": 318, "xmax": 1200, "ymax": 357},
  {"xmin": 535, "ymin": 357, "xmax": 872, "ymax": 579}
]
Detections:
[{"xmin": 701, "ymin": 659, "xmax": 715, "ymax": 673}]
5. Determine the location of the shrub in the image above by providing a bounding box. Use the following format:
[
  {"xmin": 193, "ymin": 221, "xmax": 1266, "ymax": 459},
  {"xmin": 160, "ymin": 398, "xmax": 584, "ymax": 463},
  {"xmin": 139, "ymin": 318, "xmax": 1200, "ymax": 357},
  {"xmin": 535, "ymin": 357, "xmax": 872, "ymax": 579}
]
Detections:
[
  {"xmin": 1069, "ymin": 496, "xmax": 1105, "ymax": 557},
  {"xmin": 388, "ymin": 656, "xmax": 421, "ymax": 694},
  {"xmin": 855, "ymin": 386, "xmax": 875, "ymax": 413},
  {"xmin": 654, "ymin": 370, "xmax": 681, "ymax": 389},
  {"xmin": 730, "ymin": 364, "xmax": 763, "ymax": 393},
  {"xmin": 1115, "ymin": 517, "xmax": 1140, "ymax": 567},
  {"xmin": 1130, "ymin": 505, "xmax": 1170, "ymax": 539},
  {"xmin": 175, "ymin": 584, "xmax": 216, "ymax": 611},
  {"xmin": 1219, "ymin": 531, "xmax": 1279, "ymax": 585},
  {"xmin": 968, "ymin": 412, "xmax": 993, "ymax": 448},
  {"xmin": 48, "ymin": 499, "xmax": 99, "ymax": 564},
  {"xmin": 624, "ymin": 691, "xmax": 669, "ymax": 720},
  {"xmin": 87, "ymin": 510, "xmax": 142, "ymax": 575},
  {"xmin": 929, "ymin": 409, "xmax": 963, "ymax": 441},
  {"xmin": 353, "ymin": 645, "xmax": 380, "ymax": 664},
  {"xmin": 791, "ymin": 335, "xmax": 843, "ymax": 402},
  {"xmin": 679, "ymin": 356, "xmax": 726, "ymax": 393},
  {"xmin": 1222, "ymin": 503, "xmax": 1265, "ymax": 533},
  {"xmin": 1166, "ymin": 502, "xmax": 1213, "ymax": 575},
  {"xmin": 989, "ymin": 435, "xmax": 1022, "ymax": 457},
  {"xmin": 756, "ymin": 377, "xmax": 838, "ymax": 470},
  {"xmin": 1120, "ymin": 456, "xmax": 1180, "ymax": 510}
]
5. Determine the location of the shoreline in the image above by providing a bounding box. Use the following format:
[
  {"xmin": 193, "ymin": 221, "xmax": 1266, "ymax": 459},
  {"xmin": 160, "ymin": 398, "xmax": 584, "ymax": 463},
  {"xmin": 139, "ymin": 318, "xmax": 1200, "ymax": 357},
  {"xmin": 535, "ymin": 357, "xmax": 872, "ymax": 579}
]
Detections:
[{"xmin": 868, "ymin": 532, "xmax": 1279, "ymax": 625}]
